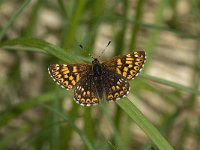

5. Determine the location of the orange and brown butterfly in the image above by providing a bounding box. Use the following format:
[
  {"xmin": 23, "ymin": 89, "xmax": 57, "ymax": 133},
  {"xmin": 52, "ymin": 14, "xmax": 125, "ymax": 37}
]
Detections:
[{"xmin": 48, "ymin": 51, "xmax": 146, "ymax": 106}]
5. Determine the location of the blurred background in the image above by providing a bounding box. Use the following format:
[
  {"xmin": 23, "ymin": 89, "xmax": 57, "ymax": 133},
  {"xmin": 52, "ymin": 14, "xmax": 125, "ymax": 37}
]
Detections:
[{"xmin": 0, "ymin": 0, "xmax": 200, "ymax": 150}]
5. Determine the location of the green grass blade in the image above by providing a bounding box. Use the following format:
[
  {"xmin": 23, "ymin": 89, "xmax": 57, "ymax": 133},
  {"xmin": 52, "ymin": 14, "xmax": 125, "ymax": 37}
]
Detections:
[
  {"xmin": 57, "ymin": 0, "xmax": 68, "ymax": 18},
  {"xmin": 129, "ymin": 0, "xmax": 145, "ymax": 50},
  {"xmin": 41, "ymin": 104, "xmax": 95, "ymax": 150},
  {"xmin": 99, "ymin": 103, "xmax": 125, "ymax": 150},
  {"xmin": 51, "ymin": 94, "xmax": 61, "ymax": 150},
  {"xmin": 0, "ymin": 92, "xmax": 55, "ymax": 128},
  {"xmin": 83, "ymin": 108, "xmax": 94, "ymax": 150},
  {"xmin": 0, "ymin": 37, "xmax": 90, "ymax": 63},
  {"xmin": 0, "ymin": 0, "xmax": 31, "ymax": 40},
  {"xmin": 114, "ymin": 0, "xmax": 128, "ymax": 55},
  {"xmin": 140, "ymin": 73, "xmax": 200, "ymax": 95},
  {"xmin": 117, "ymin": 98, "xmax": 174, "ymax": 150},
  {"xmin": 62, "ymin": 0, "xmax": 86, "ymax": 50},
  {"xmin": 0, "ymin": 91, "xmax": 95, "ymax": 150},
  {"xmin": 23, "ymin": 0, "xmax": 45, "ymax": 36}
]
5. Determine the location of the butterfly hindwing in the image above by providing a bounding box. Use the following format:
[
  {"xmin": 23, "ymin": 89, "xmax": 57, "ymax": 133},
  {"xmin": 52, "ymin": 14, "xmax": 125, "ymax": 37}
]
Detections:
[
  {"xmin": 74, "ymin": 75, "xmax": 100, "ymax": 106},
  {"xmin": 102, "ymin": 68, "xmax": 130, "ymax": 101}
]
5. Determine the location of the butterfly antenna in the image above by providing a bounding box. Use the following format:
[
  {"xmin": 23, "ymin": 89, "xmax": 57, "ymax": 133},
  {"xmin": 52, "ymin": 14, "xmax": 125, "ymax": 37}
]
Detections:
[
  {"xmin": 80, "ymin": 44, "xmax": 95, "ymax": 59},
  {"xmin": 98, "ymin": 41, "xmax": 111, "ymax": 58},
  {"xmin": 79, "ymin": 44, "xmax": 83, "ymax": 49},
  {"xmin": 89, "ymin": 53, "xmax": 95, "ymax": 59}
]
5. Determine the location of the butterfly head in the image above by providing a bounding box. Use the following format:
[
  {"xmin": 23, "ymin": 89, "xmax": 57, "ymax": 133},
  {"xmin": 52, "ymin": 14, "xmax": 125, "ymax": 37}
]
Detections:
[{"xmin": 92, "ymin": 58, "xmax": 100, "ymax": 65}]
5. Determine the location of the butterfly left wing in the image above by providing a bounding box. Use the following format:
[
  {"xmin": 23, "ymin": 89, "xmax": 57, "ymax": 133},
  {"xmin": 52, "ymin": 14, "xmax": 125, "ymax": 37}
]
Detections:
[
  {"xmin": 48, "ymin": 64, "xmax": 91, "ymax": 90},
  {"xmin": 102, "ymin": 51, "xmax": 146, "ymax": 80}
]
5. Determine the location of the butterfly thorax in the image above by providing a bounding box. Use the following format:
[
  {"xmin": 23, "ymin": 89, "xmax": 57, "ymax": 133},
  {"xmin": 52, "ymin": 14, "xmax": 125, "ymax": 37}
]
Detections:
[
  {"xmin": 92, "ymin": 58, "xmax": 102, "ymax": 77},
  {"xmin": 87, "ymin": 58, "xmax": 104, "ymax": 99}
]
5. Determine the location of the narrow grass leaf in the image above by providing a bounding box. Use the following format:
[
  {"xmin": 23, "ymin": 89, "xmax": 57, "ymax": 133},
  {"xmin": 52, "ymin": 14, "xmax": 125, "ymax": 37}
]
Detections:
[
  {"xmin": 117, "ymin": 98, "xmax": 174, "ymax": 150},
  {"xmin": 41, "ymin": 104, "xmax": 95, "ymax": 150},
  {"xmin": 0, "ymin": 37, "xmax": 90, "ymax": 63},
  {"xmin": 0, "ymin": 0, "xmax": 31, "ymax": 40},
  {"xmin": 140, "ymin": 73, "xmax": 200, "ymax": 95}
]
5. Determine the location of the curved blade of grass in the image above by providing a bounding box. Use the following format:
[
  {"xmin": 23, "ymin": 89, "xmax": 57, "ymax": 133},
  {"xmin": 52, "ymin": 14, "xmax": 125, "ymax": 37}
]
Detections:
[
  {"xmin": 0, "ymin": 91, "xmax": 95, "ymax": 150},
  {"xmin": 117, "ymin": 98, "xmax": 174, "ymax": 150},
  {"xmin": 41, "ymin": 104, "xmax": 95, "ymax": 150},
  {"xmin": 0, "ymin": 92, "xmax": 54, "ymax": 128},
  {"xmin": 0, "ymin": 37, "xmax": 90, "ymax": 63},
  {"xmin": 140, "ymin": 73, "xmax": 200, "ymax": 95}
]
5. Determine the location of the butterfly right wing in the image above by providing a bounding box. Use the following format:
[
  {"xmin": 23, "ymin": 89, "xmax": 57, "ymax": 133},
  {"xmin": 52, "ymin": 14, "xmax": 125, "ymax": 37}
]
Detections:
[
  {"xmin": 102, "ymin": 51, "xmax": 146, "ymax": 80},
  {"xmin": 48, "ymin": 64, "xmax": 91, "ymax": 90}
]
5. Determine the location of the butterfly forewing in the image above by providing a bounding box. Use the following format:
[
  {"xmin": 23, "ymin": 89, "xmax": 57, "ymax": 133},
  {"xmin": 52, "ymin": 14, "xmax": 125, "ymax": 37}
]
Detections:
[
  {"xmin": 102, "ymin": 51, "xmax": 146, "ymax": 80},
  {"xmin": 48, "ymin": 64, "xmax": 91, "ymax": 90}
]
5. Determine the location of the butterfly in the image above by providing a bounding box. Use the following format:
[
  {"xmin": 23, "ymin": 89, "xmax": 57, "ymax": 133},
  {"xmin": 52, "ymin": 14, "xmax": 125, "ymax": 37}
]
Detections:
[{"xmin": 48, "ymin": 51, "xmax": 146, "ymax": 106}]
